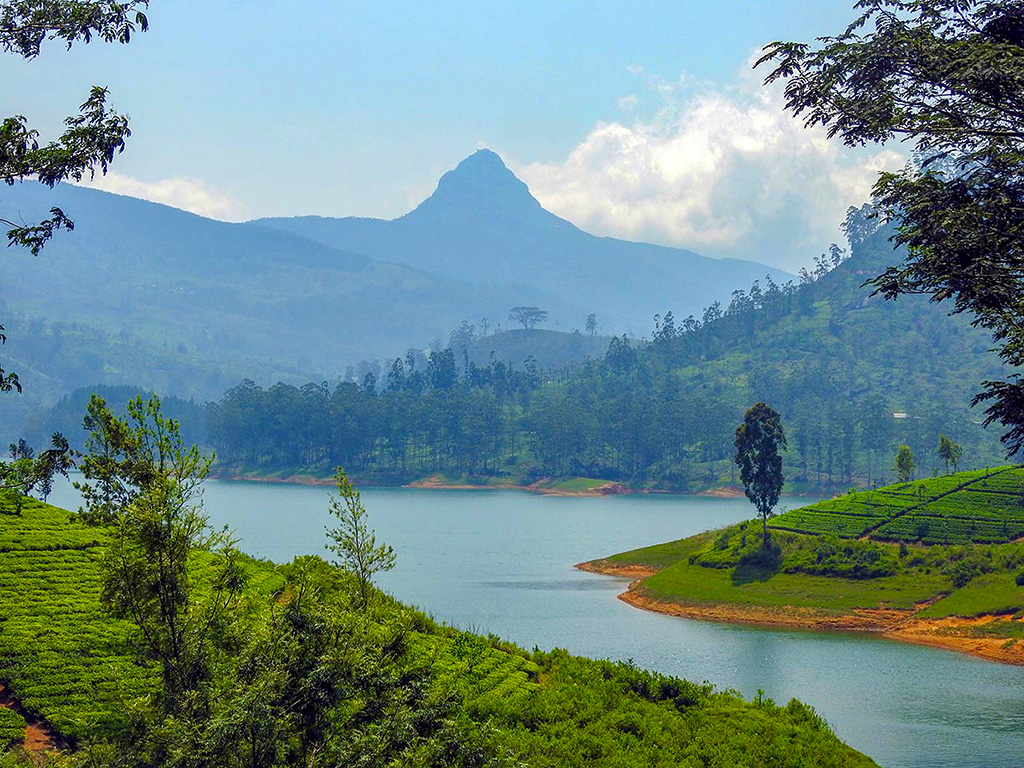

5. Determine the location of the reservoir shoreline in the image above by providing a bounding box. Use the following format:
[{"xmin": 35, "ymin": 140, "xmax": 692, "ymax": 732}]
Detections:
[
  {"xmin": 577, "ymin": 560, "xmax": 1024, "ymax": 667},
  {"xmin": 210, "ymin": 470, "xmax": 751, "ymax": 498}
]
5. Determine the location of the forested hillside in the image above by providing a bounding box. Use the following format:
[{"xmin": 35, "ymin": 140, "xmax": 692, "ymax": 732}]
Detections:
[
  {"xmin": 0, "ymin": 315, "xmax": 237, "ymax": 440},
  {"xmin": 0, "ymin": 157, "xmax": 784, "ymax": 441},
  {"xmin": 0, "ymin": 181, "xmax": 553, "ymax": 428},
  {"xmin": 173, "ymin": 213, "xmax": 1013, "ymax": 493},
  {"xmin": 17, "ymin": 204, "xmax": 1014, "ymax": 493}
]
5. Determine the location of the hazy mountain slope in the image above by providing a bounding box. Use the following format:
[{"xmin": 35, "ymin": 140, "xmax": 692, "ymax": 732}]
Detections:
[
  {"xmin": 256, "ymin": 150, "xmax": 793, "ymax": 334},
  {"xmin": 192, "ymin": 221, "xmax": 1015, "ymax": 494},
  {"xmin": 0, "ymin": 182, "xmax": 552, "ymax": 393},
  {"xmin": 464, "ymin": 328, "xmax": 612, "ymax": 370}
]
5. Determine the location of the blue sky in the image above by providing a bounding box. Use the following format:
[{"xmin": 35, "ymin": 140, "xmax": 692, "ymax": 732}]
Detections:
[{"xmin": 0, "ymin": 1, "xmax": 901, "ymax": 270}]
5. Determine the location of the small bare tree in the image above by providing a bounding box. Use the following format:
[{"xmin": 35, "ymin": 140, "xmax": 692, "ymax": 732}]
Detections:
[{"xmin": 325, "ymin": 468, "xmax": 395, "ymax": 609}]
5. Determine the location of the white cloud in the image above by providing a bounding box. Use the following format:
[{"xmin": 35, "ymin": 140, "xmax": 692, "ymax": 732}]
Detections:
[
  {"xmin": 79, "ymin": 172, "xmax": 247, "ymax": 221},
  {"xmin": 515, "ymin": 61, "xmax": 906, "ymax": 271}
]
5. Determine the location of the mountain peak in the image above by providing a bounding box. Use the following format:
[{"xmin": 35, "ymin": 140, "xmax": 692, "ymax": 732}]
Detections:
[
  {"xmin": 401, "ymin": 148, "xmax": 543, "ymax": 224},
  {"xmin": 454, "ymin": 148, "xmax": 509, "ymax": 174}
]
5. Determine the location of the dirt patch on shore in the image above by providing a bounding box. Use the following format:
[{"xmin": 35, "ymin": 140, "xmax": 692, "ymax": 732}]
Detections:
[
  {"xmin": 575, "ymin": 560, "xmax": 657, "ymax": 581},
  {"xmin": 405, "ymin": 476, "xmax": 633, "ymax": 497},
  {"xmin": 406, "ymin": 475, "xmax": 521, "ymax": 491},
  {"xmin": 577, "ymin": 560, "xmax": 1024, "ymax": 666},
  {"xmin": 698, "ymin": 486, "xmax": 745, "ymax": 498},
  {"xmin": 885, "ymin": 615, "xmax": 1024, "ymax": 666},
  {"xmin": 619, "ymin": 591, "xmax": 906, "ymax": 632}
]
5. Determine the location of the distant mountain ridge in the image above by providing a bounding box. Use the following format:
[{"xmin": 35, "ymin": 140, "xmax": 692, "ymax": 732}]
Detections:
[
  {"xmin": 1, "ymin": 150, "xmax": 793, "ymax": 438},
  {"xmin": 255, "ymin": 149, "xmax": 793, "ymax": 333},
  {"xmin": 0, "ymin": 181, "xmax": 551, "ymax": 430}
]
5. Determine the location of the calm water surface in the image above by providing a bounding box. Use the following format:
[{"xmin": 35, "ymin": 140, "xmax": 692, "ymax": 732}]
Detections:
[{"xmin": 48, "ymin": 479, "xmax": 1024, "ymax": 768}]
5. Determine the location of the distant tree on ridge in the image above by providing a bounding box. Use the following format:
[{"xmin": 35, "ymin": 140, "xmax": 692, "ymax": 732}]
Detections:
[{"xmin": 509, "ymin": 306, "xmax": 548, "ymax": 330}]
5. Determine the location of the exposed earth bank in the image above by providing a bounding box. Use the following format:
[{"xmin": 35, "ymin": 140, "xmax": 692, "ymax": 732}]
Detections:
[
  {"xmin": 577, "ymin": 560, "xmax": 1024, "ymax": 667},
  {"xmin": 213, "ymin": 471, "xmax": 636, "ymax": 496}
]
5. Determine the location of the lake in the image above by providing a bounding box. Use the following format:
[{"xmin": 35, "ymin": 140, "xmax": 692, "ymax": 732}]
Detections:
[{"xmin": 46, "ymin": 478, "xmax": 1024, "ymax": 768}]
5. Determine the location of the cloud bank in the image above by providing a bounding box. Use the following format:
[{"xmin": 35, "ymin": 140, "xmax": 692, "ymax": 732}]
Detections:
[
  {"xmin": 81, "ymin": 172, "xmax": 247, "ymax": 221},
  {"xmin": 516, "ymin": 65, "xmax": 905, "ymax": 271}
]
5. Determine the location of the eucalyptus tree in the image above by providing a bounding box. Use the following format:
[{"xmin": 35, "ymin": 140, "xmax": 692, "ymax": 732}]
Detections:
[
  {"xmin": 894, "ymin": 444, "xmax": 917, "ymax": 483},
  {"xmin": 938, "ymin": 433, "xmax": 964, "ymax": 474},
  {"xmin": 325, "ymin": 467, "xmax": 395, "ymax": 610},
  {"xmin": 734, "ymin": 402, "xmax": 787, "ymax": 548}
]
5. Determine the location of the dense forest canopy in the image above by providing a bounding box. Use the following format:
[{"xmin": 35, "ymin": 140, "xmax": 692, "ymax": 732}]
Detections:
[{"xmin": 194, "ymin": 215, "xmax": 1012, "ymax": 490}]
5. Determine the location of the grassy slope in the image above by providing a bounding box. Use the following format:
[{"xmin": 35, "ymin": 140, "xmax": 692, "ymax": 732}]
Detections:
[
  {"xmin": 604, "ymin": 532, "xmax": 947, "ymax": 613},
  {"xmin": 643, "ymin": 562, "xmax": 946, "ymax": 614},
  {"xmin": 0, "ymin": 497, "xmax": 874, "ymax": 766},
  {"xmin": 594, "ymin": 467, "xmax": 1024, "ymax": 623}
]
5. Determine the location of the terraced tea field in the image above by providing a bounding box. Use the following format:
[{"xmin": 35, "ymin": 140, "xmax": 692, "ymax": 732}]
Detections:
[
  {"xmin": 772, "ymin": 467, "xmax": 1024, "ymax": 544},
  {"xmin": 420, "ymin": 634, "xmax": 540, "ymax": 714},
  {"xmin": 0, "ymin": 498, "xmax": 291, "ymax": 744},
  {"xmin": 0, "ymin": 497, "xmax": 549, "ymax": 749}
]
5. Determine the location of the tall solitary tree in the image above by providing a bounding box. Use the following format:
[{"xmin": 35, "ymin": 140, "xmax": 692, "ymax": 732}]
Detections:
[
  {"xmin": 938, "ymin": 433, "xmax": 964, "ymax": 475},
  {"xmin": 734, "ymin": 402, "xmax": 787, "ymax": 548},
  {"xmin": 894, "ymin": 444, "xmax": 917, "ymax": 483},
  {"xmin": 758, "ymin": 1, "xmax": 1024, "ymax": 455}
]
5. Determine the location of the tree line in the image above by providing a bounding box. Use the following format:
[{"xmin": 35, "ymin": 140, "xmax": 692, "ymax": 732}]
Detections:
[{"xmin": 196, "ymin": 214, "xmax": 1006, "ymax": 490}]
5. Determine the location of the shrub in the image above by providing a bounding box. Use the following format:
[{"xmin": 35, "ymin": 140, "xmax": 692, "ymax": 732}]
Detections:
[
  {"xmin": 739, "ymin": 539, "xmax": 783, "ymax": 570},
  {"xmin": 949, "ymin": 558, "xmax": 985, "ymax": 588}
]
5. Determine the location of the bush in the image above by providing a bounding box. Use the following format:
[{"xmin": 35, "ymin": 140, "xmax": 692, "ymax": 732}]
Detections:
[
  {"xmin": 1015, "ymin": 571, "xmax": 1024, "ymax": 587},
  {"xmin": 949, "ymin": 558, "xmax": 985, "ymax": 588},
  {"xmin": 780, "ymin": 535, "xmax": 899, "ymax": 579},
  {"xmin": 739, "ymin": 539, "xmax": 783, "ymax": 570}
]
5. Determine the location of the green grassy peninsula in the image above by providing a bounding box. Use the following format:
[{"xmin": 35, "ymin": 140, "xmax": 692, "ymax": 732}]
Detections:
[{"xmin": 581, "ymin": 467, "xmax": 1024, "ymax": 665}]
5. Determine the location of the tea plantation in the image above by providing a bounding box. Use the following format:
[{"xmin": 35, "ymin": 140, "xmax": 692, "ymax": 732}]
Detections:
[
  {"xmin": 772, "ymin": 467, "xmax": 1024, "ymax": 544},
  {"xmin": 0, "ymin": 497, "xmax": 875, "ymax": 766}
]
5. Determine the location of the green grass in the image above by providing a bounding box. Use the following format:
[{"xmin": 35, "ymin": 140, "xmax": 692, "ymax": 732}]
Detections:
[
  {"xmin": 603, "ymin": 532, "xmax": 711, "ymax": 569},
  {"xmin": 640, "ymin": 559, "xmax": 946, "ymax": 613},
  {"xmin": 545, "ymin": 477, "xmax": 610, "ymax": 492},
  {"xmin": 918, "ymin": 573, "xmax": 1024, "ymax": 618}
]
